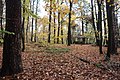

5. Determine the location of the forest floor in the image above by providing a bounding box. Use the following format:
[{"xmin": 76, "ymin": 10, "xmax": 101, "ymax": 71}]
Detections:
[{"xmin": 0, "ymin": 43, "xmax": 120, "ymax": 80}]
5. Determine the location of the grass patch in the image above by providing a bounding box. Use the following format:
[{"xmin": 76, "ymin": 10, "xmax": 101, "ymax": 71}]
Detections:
[{"xmin": 45, "ymin": 47, "xmax": 70, "ymax": 54}]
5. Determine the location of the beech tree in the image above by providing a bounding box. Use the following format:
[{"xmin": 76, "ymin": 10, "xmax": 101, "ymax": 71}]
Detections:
[
  {"xmin": 48, "ymin": 0, "xmax": 52, "ymax": 43},
  {"xmin": 22, "ymin": 0, "xmax": 25, "ymax": 52},
  {"xmin": 97, "ymin": 0, "xmax": 103, "ymax": 54},
  {"xmin": 67, "ymin": 0, "xmax": 72, "ymax": 46},
  {"xmin": 90, "ymin": 0, "xmax": 98, "ymax": 45},
  {"xmin": 105, "ymin": 0, "xmax": 117, "ymax": 60},
  {"xmin": 0, "ymin": 0, "xmax": 23, "ymax": 76},
  {"xmin": 102, "ymin": 2, "xmax": 107, "ymax": 46},
  {"xmin": 31, "ymin": 0, "xmax": 35, "ymax": 42},
  {"xmin": 57, "ymin": 0, "xmax": 60, "ymax": 44},
  {"xmin": 34, "ymin": 0, "xmax": 39, "ymax": 42}
]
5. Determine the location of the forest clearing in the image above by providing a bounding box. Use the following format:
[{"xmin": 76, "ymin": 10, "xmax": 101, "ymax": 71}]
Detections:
[
  {"xmin": 0, "ymin": 43, "xmax": 120, "ymax": 80},
  {"xmin": 0, "ymin": 0, "xmax": 120, "ymax": 79}
]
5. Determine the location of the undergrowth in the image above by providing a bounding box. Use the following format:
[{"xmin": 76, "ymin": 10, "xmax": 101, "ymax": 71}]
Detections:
[{"xmin": 45, "ymin": 47, "xmax": 70, "ymax": 54}]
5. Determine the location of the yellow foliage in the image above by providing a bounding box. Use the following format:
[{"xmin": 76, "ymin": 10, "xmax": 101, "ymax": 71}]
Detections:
[
  {"xmin": 60, "ymin": 4, "xmax": 69, "ymax": 18},
  {"xmin": 71, "ymin": 15, "xmax": 76, "ymax": 21},
  {"xmin": 107, "ymin": 0, "xmax": 110, "ymax": 2},
  {"xmin": 73, "ymin": 0, "xmax": 78, "ymax": 3}
]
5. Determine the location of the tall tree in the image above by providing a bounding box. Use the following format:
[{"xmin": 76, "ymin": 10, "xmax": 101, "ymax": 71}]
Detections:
[
  {"xmin": 34, "ymin": 0, "xmax": 39, "ymax": 42},
  {"xmin": 26, "ymin": 0, "xmax": 31, "ymax": 43},
  {"xmin": 22, "ymin": 0, "xmax": 25, "ymax": 52},
  {"xmin": 90, "ymin": 0, "xmax": 99, "ymax": 45},
  {"xmin": 105, "ymin": 0, "xmax": 117, "ymax": 60},
  {"xmin": 67, "ymin": 0, "xmax": 72, "ymax": 46},
  {"xmin": 97, "ymin": 0, "xmax": 103, "ymax": 54},
  {"xmin": 31, "ymin": 0, "xmax": 35, "ymax": 42},
  {"xmin": 114, "ymin": 2, "xmax": 119, "ymax": 54},
  {"xmin": 52, "ymin": 1, "xmax": 57, "ymax": 44},
  {"xmin": 0, "ymin": 0, "xmax": 23, "ymax": 76},
  {"xmin": 57, "ymin": 0, "xmax": 60, "ymax": 44},
  {"xmin": 102, "ymin": 2, "xmax": 107, "ymax": 46},
  {"xmin": 48, "ymin": 0, "xmax": 52, "ymax": 43}
]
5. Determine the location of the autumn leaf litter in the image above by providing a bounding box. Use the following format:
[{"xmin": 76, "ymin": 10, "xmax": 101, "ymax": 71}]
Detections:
[{"xmin": 0, "ymin": 44, "xmax": 120, "ymax": 80}]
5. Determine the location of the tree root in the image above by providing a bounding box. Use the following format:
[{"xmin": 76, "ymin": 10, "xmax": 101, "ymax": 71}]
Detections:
[{"xmin": 71, "ymin": 54, "xmax": 108, "ymax": 70}]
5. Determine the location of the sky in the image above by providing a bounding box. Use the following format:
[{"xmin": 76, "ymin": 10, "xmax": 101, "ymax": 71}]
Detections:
[
  {"xmin": 38, "ymin": 0, "xmax": 47, "ymax": 18},
  {"xmin": 38, "ymin": 0, "xmax": 120, "ymax": 24},
  {"xmin": 38, "ymin": 0, "xmax": 90, "ymax": 18}
]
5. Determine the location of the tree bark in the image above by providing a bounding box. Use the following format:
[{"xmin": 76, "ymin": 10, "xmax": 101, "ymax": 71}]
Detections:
[
  {"xmin": 57, "ymin": 12, "xmax": 60, "ymax": 44},
  {"xmin": 67, "ymin": 1, "xmax": 72, "ymax": 46},
  {"xmin": 26, "ymin": 1, "xmax": 31, "ymax": 43},
  {"xmin": 22, "ymin": 0, "xmax": 25, "ymax": 52},
  {"xmin": 97, "ymin": 0, "xmax": 103, "ymax": 54},
  {"xmin": 81, "ymin": 11, "xmax": 85, "ymax": 44},
  {"xmin": 48, "ymin": 0, "xmax": 52, "ymax": 43},
  {"xmin": 102, "ymin": 2, "xmax": 107, "ymax": 46},
  {"xmin": 57, "ymin": 0, "xmax": 60, "ymax": 44},
  {"xmin": 31, "ymin": 0, "xmax": 35, "ymax": 42},
  {"xmin": 106, "ymin": 0, "xmax": 117, "ymax": 60},
  {"xmin": 0, "ymin": 0, "xmax": 3, "ymax": 17},
  {"xmin": 0, "ymin": 0, "xmax": 23, "ymax": 76},
  {"xmin": 61, "ymin": 18, "xmax": 64, "ymax": 44},
  {"xmin": 53, "ymin": 12, "xmax": 56, "ymax": 44},
  {"xmin": 91, "ymin": 0, "xmax": 99, "ymax": 45},
  {"xmin": 34, "ymin": 0, "xmax": 38, "ymax": 42},
  {"xmin": 0, "ymin": 0, "xmax": 4, "ymax": 39},
  {"xmin": 26, "ymin": 16, "xmax": 29, "ymax": 43}
]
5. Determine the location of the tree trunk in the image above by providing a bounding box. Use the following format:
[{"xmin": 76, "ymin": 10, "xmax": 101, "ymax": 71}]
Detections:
[
  {"xmin": 114, "ymin": 5, "xmax": 118, "ymax": 54},
  {"xmin": 31, "ymin": 0, "xmax": 35, "ymax": 42},
  {"xmin": 61, "ymin": 18, "xmax": 64, "ymax": 44},
  {"xmin": 85, "ymin": 22, "xmax": 88, "ymax": 32},
  {"xmin": 57, "ymin": 0, "xmax": 60, "ymax": 44},
  {"xmin": 57, "ymin": 12, "xmax": 60, "ymax": 44},
  {"xmin": 94, "ymin": 1, "xmax": 100, "ymax": 46},
  {"xmin": 0, "ymin": 0, "xmax": 23, "ymax": 76},
  {"xmin": 0, "ymin": 0, "xmax": 3, "ymax": 18},
  {"xmin": 53, "ymin": 12, "xmax": 56, "ymax": 44},
  {"xmin": 67, "ymin": 1, "xmax": 72, "ymax": 46},
  {"xmin": 103, "ymin": 2, "xmax": 107, "ymax": 46},
  {"xmin": 91, "ymin": 0, "xmax": 99, "ymax": 45},
  {"xmin": 26, "ymin": 16, "xmax": 29, "ymax": 43},
  {"xmin": 34, "ymin": 0, "xmax": 38, "ymax": 42},
  {"xmin": 26, "ymin": 1, "xmax": 31, "ymax": 43},
  {"xmin": 22, "ymin": 0, "xmax": 25, "ymax": 52},
  {"xmin": 97, "ymin": 0, "xmax": 103, "ymax": 54},
  {"xmin": 0, "ymin": 18, "xmax": 3, "ymax": 39},
  {"xmin": 81, "ymin": 11, "xmax": 85, "ymax": 44},
  {"xmin": 48, "ymin": 0, "xmax": 52, "ymax": 43},
  {"xmin": 105, "ymin": 0, "xmax": 117, "ymax": 60},
  {"xmin": 0, "ymin": 0, "xmax": 4, "ymax": 39}
]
